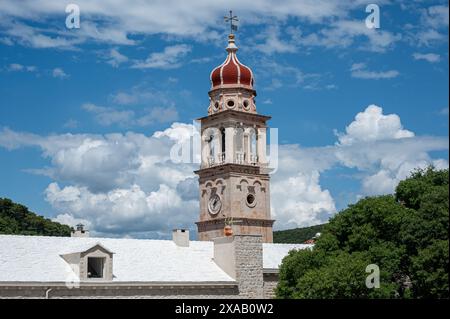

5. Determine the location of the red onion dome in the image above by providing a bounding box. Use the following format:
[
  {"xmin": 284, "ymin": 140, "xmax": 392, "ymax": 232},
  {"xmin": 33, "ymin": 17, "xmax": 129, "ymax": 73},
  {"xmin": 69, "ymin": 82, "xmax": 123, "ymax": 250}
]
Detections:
[{"xmin": 210, "ymin": 34, "xmax": 254, "ymax": 89}]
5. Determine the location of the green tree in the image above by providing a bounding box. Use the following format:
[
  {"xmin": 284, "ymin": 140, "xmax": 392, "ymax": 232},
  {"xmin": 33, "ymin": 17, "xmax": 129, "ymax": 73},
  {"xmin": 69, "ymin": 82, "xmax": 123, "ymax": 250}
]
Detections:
[
  {"xmin": 276, "ymin": 167, "xmax": 449, "ymax": 299},
  {"xmin": 0, "ymin": 198, "xmax": 71, "ymax": 236},
  {"xmin": 273, "ymin": 224, "xmax": 325, "ymax": 244},
  {"xmin": 411, "ymin": 240, "xmax": 449, "ymax": 298}
]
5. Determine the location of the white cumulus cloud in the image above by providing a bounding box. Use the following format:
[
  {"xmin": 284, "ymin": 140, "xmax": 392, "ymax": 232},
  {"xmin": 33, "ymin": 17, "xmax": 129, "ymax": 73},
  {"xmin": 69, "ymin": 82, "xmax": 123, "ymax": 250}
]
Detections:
[{"xmin": 335, "ymin": 104, "xmax": 414, "ymax": 145}]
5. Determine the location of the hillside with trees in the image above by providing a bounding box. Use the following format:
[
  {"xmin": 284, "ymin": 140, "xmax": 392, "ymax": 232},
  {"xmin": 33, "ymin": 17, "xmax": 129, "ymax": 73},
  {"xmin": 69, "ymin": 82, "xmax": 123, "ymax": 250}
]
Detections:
[
  {"xmin": 0, "ymin": 198, "xmax": 71, "ymax": 236},
  {"xmin": 274, "ymin": 224, "xmax": 325, "ymax": 244},
  {"xmin": 276, "ymin": 167, "xmax": 449, "ymax": 299}
]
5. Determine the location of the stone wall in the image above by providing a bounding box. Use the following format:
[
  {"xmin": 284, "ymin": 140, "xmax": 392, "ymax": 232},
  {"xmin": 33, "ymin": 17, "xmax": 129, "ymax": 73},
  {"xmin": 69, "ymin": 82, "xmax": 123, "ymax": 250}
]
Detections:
[
  {"xmin": 198, "ymin": 218, "xmax": 274, "ymax": 243},
  {"xmin": 0, "ymin": 272, "xmax": 281, "ymax": 299},
  {"xmin": 263, "ymin": 272, "xmax": 278, "ymax": 299},
  {"xmin": 213, "ymin": 235, "xmax": 264, "ymax": 299},
  {"xmin": 0, "ymin": 284, "xmax": 240, "ymax": 299},
  {"xmin": 233, "ymin": 235, "xmax": 264, "ymax": 298}
]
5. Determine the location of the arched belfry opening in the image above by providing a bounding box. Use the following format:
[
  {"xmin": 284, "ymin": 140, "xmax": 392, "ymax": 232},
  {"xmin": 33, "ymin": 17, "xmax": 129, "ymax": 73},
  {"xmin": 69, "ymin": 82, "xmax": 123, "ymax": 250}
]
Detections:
[
  {"xmin": 221, "ymin": 128, "xmax": 226, "ymax": 153},
  {"xmin": 235, "ymin": 127, "xmax": 244, "ymax": 164}
]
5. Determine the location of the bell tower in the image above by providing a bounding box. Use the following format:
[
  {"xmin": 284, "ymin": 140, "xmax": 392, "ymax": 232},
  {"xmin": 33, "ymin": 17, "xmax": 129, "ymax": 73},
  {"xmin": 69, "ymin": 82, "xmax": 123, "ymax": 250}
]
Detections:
[{"xmin": 195, "ymin": 32, "xmax": 274, "ymax": 243}]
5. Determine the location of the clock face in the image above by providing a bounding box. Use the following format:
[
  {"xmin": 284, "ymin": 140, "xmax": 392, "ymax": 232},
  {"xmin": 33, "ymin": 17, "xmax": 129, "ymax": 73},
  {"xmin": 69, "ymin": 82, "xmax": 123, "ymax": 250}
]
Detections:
[{"xmin": 208, "ymin": 194, "xmax": 222, "ymax": 215}]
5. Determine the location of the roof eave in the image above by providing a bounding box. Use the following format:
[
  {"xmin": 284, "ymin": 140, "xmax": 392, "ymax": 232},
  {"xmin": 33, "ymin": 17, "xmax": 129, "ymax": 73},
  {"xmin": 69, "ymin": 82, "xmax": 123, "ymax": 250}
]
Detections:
[{"xmin": 0, "ymin": 280, "xmax": 237, "ymax": 287}]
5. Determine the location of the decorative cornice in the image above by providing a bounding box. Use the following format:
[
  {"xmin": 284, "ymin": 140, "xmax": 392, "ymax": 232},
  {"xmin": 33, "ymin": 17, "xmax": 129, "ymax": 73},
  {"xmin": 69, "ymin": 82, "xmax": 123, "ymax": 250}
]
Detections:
[
  {"xmin": 196, "ymin": 217, "xmax": 275, "ymax": 228},
  {"xmin": 195, "ymin": 163, "xmax": 270, "ymax": 179},
  {"xmin": 197, "ymin": 109, "xmax": 271, "ymax": 124}
]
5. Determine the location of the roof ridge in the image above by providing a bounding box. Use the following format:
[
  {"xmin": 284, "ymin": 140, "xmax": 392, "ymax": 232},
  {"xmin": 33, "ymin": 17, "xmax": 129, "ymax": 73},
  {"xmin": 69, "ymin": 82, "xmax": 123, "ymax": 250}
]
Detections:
[{"xmin": 0, "ymin": 234, "xmax": 210, "ymax": 244}]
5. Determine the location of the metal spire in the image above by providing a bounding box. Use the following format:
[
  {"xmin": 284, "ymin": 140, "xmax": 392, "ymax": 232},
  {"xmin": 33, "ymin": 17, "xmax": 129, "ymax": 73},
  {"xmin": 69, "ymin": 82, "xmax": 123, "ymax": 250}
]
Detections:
[{"xmin": 224, "ymin": 10, "xmax": 238, "ymax": 34}]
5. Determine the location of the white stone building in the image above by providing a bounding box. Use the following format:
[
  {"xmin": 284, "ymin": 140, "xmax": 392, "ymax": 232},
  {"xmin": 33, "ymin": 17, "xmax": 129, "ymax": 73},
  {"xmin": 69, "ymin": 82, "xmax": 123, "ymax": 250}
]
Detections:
[{"xmin": 0, "ymin": 231, "xmax": 311, "ymax": 298}]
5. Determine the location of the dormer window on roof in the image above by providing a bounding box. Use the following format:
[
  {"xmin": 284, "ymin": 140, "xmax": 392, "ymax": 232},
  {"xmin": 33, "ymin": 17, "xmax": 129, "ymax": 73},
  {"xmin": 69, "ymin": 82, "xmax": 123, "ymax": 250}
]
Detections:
[{"xmin": 60, "ymin": 242, "xmax": 114, "ymax": 281}]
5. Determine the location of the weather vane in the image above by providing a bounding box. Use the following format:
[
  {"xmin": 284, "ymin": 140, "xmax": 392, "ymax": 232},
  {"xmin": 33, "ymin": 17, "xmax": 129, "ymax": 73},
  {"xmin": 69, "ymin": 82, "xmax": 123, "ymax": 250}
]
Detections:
[{"xmin": 224, "ymin": 10, "xmax": 238, "ymax": 34}]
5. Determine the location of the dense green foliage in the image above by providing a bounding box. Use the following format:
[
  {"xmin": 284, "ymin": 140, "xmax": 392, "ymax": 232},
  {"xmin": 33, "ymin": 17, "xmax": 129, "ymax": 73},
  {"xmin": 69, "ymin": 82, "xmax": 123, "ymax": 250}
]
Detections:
[
  {"xmin": 276, "ymin": 167, "xmax": 449, "ymax": 299},
  {"xmin": 0, "ymin": 198, "xmax": 71, "ymax": 236},
  {"xmin": 273, "ymin": 224, "xmax": 325, "ymax": 243}
]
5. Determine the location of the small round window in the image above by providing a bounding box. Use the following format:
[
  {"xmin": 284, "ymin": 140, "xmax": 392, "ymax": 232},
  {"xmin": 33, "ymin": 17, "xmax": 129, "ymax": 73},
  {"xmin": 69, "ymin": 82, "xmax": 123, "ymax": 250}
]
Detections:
[
  {"xmin": 214, "ymin": 101, "xmax": 219, "ymax": 110},
  {"xmin": 243, "ymin": 99, "xmax": 250, "ymax": 110},
  {"xmin": 227, "ymin": 99, "xmax": 235, "ymax": 108},
  {"xmin": 246, "ymin": 193, "xmax": 257, "ymax": 207}
]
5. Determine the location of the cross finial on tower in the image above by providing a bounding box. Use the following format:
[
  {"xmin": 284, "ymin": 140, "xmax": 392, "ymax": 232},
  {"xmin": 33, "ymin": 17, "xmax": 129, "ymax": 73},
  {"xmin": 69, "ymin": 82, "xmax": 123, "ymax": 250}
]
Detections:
[{"xmin": 224, "ymin": 10, "xmax": 238, "ymax": 34}]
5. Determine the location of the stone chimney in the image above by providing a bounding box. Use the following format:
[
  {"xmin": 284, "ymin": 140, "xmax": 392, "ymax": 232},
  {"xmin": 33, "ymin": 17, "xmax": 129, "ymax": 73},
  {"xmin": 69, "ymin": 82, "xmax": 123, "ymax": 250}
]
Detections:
[
  {"xmin": 213, "ymin": 235, "xmax": 264, "ymax": 298},
  {"xmin": 71, "ymin": 223, "xmax": 89, "ymax": 238},
  {"xmin": 172, "ymin": 229, "xmax": 189, "ymax": 247}
]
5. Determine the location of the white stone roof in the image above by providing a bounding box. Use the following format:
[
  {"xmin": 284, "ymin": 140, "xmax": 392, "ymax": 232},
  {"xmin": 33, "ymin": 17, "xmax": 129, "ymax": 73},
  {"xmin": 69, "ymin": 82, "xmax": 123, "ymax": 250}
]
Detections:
[
  {"xmin": 262, "ymin": 243, "xmax": 313, "ymax": 269},
  {"xmin": 0, "ymin": 234, "xmax": 310, "ymax": 283}
]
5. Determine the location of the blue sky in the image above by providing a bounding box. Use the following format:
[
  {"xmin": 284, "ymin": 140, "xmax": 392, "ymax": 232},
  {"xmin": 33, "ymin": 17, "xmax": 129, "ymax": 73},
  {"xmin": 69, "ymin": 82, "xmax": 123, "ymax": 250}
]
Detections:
[{"xmin": 0, "ymin": 0, "xmax": 448, "ymax": 238}]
